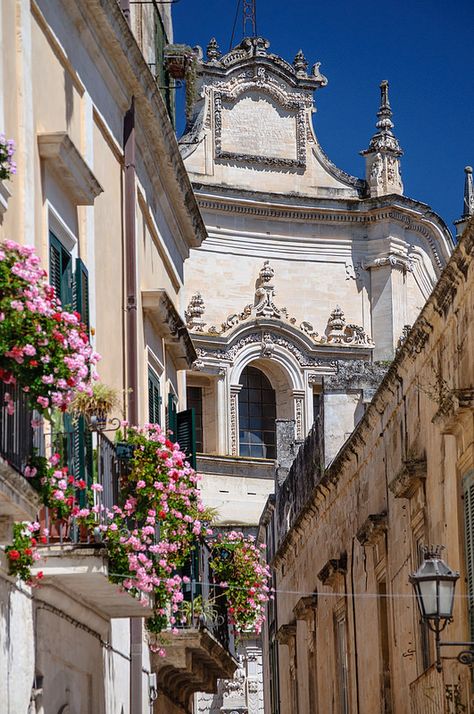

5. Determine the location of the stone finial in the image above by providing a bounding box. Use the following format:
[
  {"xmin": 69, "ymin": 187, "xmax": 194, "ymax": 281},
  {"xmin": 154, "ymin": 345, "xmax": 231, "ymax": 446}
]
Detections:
[
  {"xmin": 462, "ymin": 166, "xmax": 474, "ymax": 218},
  {"xmin": 259, "ymin": 260, "xmax": 274, "ymax": 284},
  {"xmin": 293, "ymin": 49, "xmax": 308, "ymax": 75},
  {"xmin": 454, "ymin": 165, "xmax": 474, "ymax": 238},
  {"xmin": 361, "ymin": 81, "xmax": 403, "ymax": 198},
  {"xmin": 206, "ymin": 37, "xmax": 221, "ymax": 62},
  {"xmin": 185, "ymin": 292, "xmax": 206, "ymax": 332},
  {"xmin": 327, "ymin": 305, "xmax": 346, "ymax": 340}
]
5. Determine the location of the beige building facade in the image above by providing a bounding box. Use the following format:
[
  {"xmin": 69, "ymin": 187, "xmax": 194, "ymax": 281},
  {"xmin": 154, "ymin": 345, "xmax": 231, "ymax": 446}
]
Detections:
[
  {"xmin": 261, "ymin": 217, "xmax": 474, "ymax": 713},
  {"xmin": 177, "ymin": 34, "xmax": 455, "ymax": 714},
  {"xmin": 0, "ymin": 2, "xmax": 236, "ymax": 713}
]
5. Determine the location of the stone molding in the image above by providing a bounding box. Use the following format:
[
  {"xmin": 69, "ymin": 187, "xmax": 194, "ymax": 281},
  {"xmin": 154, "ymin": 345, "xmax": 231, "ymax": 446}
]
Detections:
[
  {"xmin": 195, "ymin": 196, "xmax": 447, "ymax": 269},
  {"xmin": 276, "ymin": 623, "xmax": 297, "ymax": 646},
  {"xmin": 38, "ymin": 132, "xmax": 103, "ymax": 205},
  {"xmin": 389, "ymin": 459, "xmax": 427, "ymax": 499},
  {"xmin": 293, "ymin": 594, "xmax": 318, "ymax": 621},
  {"xmin": 356, "ymin": 512, "xmax": 388, "ymax": 546},
  {"xmin": 317, "ymin": 553, "xmax": 347, "ymax": 588},
  {"xmin": 142, "ymin": 289, "xmax": 197, "ymax": 367},
  {"xmin": 432, "ymin": 388, "xmax": 474, "ymax": 434}
]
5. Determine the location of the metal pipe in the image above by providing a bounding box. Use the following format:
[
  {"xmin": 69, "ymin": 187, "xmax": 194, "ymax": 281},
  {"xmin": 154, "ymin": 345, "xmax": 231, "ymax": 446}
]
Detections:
[{"xmin": 124, "ymin": 96, "xmax": 142, "ymax": 714}]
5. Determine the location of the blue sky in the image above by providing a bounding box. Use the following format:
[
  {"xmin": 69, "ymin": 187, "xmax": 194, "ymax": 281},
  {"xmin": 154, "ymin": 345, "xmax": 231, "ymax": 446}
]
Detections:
[{"xmin": 172, "ymin": 0, "xmax": 473, "ymax": 232}]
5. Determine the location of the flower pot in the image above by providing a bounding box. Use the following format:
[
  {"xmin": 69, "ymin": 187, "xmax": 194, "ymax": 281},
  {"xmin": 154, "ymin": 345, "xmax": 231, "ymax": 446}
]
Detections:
[{"xmin": 49, "ymin": 517, "xmax": 71, "ymax": 543}]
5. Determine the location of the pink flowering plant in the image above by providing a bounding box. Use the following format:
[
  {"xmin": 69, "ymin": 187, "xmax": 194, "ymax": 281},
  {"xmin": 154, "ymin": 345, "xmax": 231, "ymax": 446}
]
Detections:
[
  {"xmin": 24, "ymin": 452, "xmax": 88, "ymax": 519},
  {"xmin": 6, "ymin": 426, "xmax": 271, "ymax": 648},
  {"xmin": 210, "ymin": 531, "xmax": 271, "ymax": 634},
  {"xmin": 0, "ymin": 135, "xmax": 16, "ymax": 180},
  {"xmin": 0, "ymin": 240, "xmax": 99, "ymax": 417},
  {"xmin": 5, "ymin": 522, "xmax": 45, "ymax": 585},
  {"xmin": 96, "ymin": 424, "xmax": 213, "ymax": 641}
]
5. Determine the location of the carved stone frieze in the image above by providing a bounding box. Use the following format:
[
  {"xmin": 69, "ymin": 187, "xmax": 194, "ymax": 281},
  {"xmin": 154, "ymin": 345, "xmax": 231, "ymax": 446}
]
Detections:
[
  {"xmin": 356, "ymin": 512, "xmax": 388, "ymax": 546},
  {"xmin": 432, "ymin": 388, "xmax": 474, "ymax": 434},
  {"xmin": 389, "ymin": 458, "xmax": 427, "ymax": 499}
]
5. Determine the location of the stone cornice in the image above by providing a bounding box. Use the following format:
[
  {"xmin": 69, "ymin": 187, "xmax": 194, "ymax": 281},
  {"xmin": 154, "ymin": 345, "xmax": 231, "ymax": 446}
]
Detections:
[
  {"xmin": 317, "ymin": 554, "xmax": 347, "ymax": 587},
  {"xmin": 74, "ymin": 0, "xmax": 207, "ymax": 251},
  {"xmin": 389, "ymin": 459, "xmax": 426, "ymax": 499},
  {"xmin": 273, "ymin": 218, "xmax": 474, "ymax": 568},
  {"xmin": 142, "ymin": 290, "xmax": 197, "ymax": 367},
  {"xmin": 356, "ymin": 512, "xmax": 388, "ymax": 546},
  {"xmin": 38, "ymin": 133, "xmax": 103, "ymax": 205}
]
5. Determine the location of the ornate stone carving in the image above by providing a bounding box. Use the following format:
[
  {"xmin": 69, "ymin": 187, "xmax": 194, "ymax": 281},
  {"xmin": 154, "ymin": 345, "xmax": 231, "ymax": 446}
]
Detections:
[
  {"xmin": 185, "ymin": 292, "xmax": 206, "ymax": 331},
  {"xmin": 229, "ymin": 385, "xmax": 242, "ymax": 456},
  {"xmin": 317, "ymin": 553, "xmax": 347, "ymax": 587},
  {"xmin": 206, "ymin": 37, "xmax": 221, "ymax": 62},
  {"xmin": 345, "ymin": 260, "xmax": 361, "ymax": 280},
  {"xmin": 361, "ymin": 80, "xmax": 404, "ymax": 197},
  {"xmin": 293, "ymin": 392, "xmax": 305, "ymax": 440},
  {"xmin": 356, "ymin": 512, "xmax": 387, "ymax": 546},
  {"xmin": 397, "ymin": 324, "xmax": 412, "ymax": 350},
  {"xmin": 364, "ymin": 253, "xmax": 413, "ymax": 272},
  {"xmin": 326, "ymin": 307, "xmax": 373, "ymax": 346},
  {"xmin": 293, "ymin": 49, "xmax": 308, "ymax": 76},
  {"xmin": 389, "ymin": 458, "xmax": 426, "ymax": 499}
]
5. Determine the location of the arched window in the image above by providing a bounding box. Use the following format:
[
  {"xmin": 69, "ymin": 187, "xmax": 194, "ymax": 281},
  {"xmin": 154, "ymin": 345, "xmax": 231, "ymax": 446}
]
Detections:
[{"xmin": 239, "ymin": 366, "xmax": 276, "ymax": 459}]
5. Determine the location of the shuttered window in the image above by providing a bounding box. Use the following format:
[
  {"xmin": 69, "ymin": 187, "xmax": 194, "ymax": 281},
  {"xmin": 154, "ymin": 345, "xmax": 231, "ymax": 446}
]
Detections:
[
  {"xmin": 463, "ymin": 470, "xmax": 474, "ymax": 640},
  {"xmin": 148, "ymin": 369, "xmax": 161, "ymax": 425},
  {"xmin": 49, "ymin": 232, "xmax": 73, "ymax": 308},
  {"xmin": 176, "ymin": 408, "xmax": 196, "ymax": 470},
  {"xmin": 186, "ymin": 386, "xmax": 203, "ymax": 453},
  {"xmin": 74, "ymin": 258, "xmax": 90, "ymax": 330}
]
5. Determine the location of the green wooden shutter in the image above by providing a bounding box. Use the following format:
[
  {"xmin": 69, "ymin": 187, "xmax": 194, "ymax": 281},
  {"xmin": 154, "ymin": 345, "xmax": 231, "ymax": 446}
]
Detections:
[
  {"xmin": 176, "ymin": 408, "xmax": 196, "ymax": 470},
  {"xmin": 49, "ymin": 232, "xmax": 73, "ymax": 308},
  {"xmin": 463, "ymin": 470, "xmax": 474, "ymax": 641},
  {"xmin": 49, "ymin": 233, "xmax": 62, "ymax": 300},
  {"xmin": 74, "ymin": 258, "xmax": 90, "ymax": 331},
  {"xmin": 148, "ymin": 369, "xmax": 161, "ymax": 425}
]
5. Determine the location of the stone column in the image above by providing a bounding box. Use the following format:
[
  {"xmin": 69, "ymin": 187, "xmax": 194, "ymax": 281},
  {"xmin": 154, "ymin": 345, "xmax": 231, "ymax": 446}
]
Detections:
[
  {"xmin": 229, "ymin": 384, "xmax": 242, "ymax": 456},
  {"xmin": 293, "ymin": 390, "xmax": 305, "ymax": 440},
  {"xmin": 216, "ymin": 369, "xmax": 228, "ymax": 454},
  {"xmin": 367, "ymin": 257, "xmax": 409, "ymax": 361}
]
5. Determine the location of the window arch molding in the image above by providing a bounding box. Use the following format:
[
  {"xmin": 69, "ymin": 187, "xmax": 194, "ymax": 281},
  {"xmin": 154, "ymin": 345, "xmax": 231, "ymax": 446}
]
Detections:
[{"xmin": 229, "ymin": 339, "xmax": 304, "ymax": 393}]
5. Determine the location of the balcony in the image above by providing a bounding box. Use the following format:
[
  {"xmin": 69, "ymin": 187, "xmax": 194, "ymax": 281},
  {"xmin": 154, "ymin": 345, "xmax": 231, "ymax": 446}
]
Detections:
[
  {"xmin": 0, "ymin": 382, "xmax": 41, "ymax": 541},
  {"xmin": 31, "ymin": 544, "xmax": 153, "ymax": 618},
  {"xmin": 152, "ymin": 543, "xmax": 238, "ymax": 713}
]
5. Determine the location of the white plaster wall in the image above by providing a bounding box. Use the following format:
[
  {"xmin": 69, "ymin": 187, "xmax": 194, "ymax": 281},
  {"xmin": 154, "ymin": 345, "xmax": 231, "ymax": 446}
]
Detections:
[
  {"xmin": 200, "ymin": 474, "xmax": 274, "ymax": 526},
  {"xmin": 0, "ymin": 576, "xmax": 35, "ymax": 714}
]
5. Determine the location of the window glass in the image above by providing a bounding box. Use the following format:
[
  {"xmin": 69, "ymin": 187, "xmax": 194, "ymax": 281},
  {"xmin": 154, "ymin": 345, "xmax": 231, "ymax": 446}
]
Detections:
[{"xmin": 238, "ymin": 366, "xmax": 276, "ymax": 459}]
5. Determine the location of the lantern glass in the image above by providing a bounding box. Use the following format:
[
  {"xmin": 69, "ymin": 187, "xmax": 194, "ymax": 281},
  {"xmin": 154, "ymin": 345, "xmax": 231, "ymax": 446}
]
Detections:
[
  {"xmin": 418, "ymin": 579, "xmax": 437, "ymax": 617},
  {"xmin": 438, "ymin": 580, "xmax": 455, "ymax": 619}
]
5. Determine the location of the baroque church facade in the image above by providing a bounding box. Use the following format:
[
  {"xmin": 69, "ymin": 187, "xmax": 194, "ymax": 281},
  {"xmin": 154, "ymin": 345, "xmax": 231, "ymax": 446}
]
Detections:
[{"xmin": 178, "ymin": 35, "xmax": 454, "ymax": 713}]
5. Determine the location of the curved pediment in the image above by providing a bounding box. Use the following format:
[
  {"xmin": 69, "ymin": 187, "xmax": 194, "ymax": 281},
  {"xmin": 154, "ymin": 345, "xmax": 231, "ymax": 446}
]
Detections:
[
  {"xmin": 180, "ymin": 37, "xmax": 365, "ymax": 197},
  {"xmin": 186, "ymin": 261, "xmax": 374, "ymax": 369}
]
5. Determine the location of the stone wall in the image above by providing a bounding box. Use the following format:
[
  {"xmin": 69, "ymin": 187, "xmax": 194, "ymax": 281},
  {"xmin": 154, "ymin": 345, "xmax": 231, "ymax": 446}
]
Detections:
[{"xmin": 269, "ymin": 219, "xmax": 474, "ymax": 714}]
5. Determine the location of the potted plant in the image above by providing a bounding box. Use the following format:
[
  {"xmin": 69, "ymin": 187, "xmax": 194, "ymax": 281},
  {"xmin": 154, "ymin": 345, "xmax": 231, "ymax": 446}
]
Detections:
[
  {"xmin": 163, "ymin": 44, "xmax": 198, "ymax": 121},
  {"xmin": 178, "ymin": 595, "xmax": 218, "ymax": 628},
  {"xmin": 68, "ymin": 382, "xmax": 120, "ymax": 431}
]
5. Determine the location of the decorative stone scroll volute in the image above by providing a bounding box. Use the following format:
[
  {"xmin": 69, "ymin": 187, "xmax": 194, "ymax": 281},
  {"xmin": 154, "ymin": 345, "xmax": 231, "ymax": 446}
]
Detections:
[
  {"xmin": 185, "ymin": 291, "xmax": 206, "ymax": 332},
  {"xmin": 361, "ymin": 80, "xmax": 403, "ymax": 198}
]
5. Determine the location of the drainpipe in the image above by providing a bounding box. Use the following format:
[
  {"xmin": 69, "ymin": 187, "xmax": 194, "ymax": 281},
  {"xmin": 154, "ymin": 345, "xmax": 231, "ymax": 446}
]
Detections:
[{"xmin": 124, "ymin": 94, "xmax": 142, "ymax": 712}]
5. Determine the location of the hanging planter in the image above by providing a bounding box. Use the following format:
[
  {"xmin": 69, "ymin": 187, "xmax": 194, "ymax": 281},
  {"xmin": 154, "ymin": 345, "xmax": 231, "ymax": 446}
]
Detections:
[
  {"xmin": 164, "ymin": 44, "xmax": 198, "ymax": 122},
  {"xmin": 68, "ymin": 382, "xmax": 120, "ymax": 431}
]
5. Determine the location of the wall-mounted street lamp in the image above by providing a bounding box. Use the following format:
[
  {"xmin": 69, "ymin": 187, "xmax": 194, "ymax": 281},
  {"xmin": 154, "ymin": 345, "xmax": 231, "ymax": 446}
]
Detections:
[{"xmin": 409, "ymin": 546, "xmax": 474, "ymax": 672}]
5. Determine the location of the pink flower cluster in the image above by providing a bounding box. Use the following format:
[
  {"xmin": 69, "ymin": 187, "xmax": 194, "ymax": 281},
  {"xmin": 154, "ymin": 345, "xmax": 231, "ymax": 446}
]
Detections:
[
  {"xmin": 0, "ymin": 240, "xmax": 100, "ymax": 414},
  {"xmin": 211, "ymin": 530, "xmax": 271, "ymax": 635},
  {"xmin": 0, "ymin": 134, "xmax": 16, "ymax": 180}
]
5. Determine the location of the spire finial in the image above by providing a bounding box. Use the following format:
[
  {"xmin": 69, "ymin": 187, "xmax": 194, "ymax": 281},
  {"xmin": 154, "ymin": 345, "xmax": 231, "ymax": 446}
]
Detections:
[
  {"xmin": 360, "ymin": 80, "xmax": 404, "ymax": 198},
  {"xmin": 463, "ymin": 166, "xmax": 474, "ymax": 219}
]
